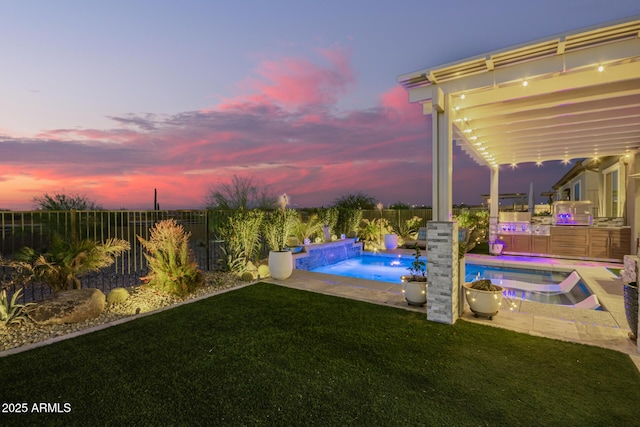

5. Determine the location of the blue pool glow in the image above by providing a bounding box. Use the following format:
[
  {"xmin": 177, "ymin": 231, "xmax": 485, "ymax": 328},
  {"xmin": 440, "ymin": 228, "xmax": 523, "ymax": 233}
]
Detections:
[{"xmin": 309, "ymin": 253, "xmax": 597, "ymax": 308}]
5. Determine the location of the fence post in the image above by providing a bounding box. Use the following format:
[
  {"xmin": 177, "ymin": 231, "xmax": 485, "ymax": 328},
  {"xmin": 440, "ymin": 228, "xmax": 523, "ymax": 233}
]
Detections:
[
  {"xmin": 71, "ymin": 209, "xmax": 77, "ymax": 243},
  {"xmin": 205, "ymin": 211, "xmax": 210, "ymax": 271}
]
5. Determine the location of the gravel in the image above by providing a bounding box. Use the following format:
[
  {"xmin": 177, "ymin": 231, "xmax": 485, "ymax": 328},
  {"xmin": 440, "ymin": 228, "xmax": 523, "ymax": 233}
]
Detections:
[{"xmin": 0, "ymin": 271, "xmax": 245, "ymax": 353}]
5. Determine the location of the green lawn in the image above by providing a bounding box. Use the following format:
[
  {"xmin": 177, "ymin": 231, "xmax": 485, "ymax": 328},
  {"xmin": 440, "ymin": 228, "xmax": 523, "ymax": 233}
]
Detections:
[{"xmin": 1, "ymin": 282, "xmax": 639, "ymax": 426}]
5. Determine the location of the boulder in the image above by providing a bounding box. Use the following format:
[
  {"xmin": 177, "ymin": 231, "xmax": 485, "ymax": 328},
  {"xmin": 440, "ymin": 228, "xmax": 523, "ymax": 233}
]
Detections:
[{"xmin": 27, "ymin": 289, "xmax": 106, "ymax": 325}]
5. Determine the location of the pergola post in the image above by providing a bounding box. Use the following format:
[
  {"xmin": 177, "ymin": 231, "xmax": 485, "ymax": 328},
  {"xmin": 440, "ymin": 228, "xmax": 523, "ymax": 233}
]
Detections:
[
  {"xmin": 431, "ymin": 87, "xmax": 452, "ymax": 222},
  {"xmin": 427, "ymin": 86, "xmax": 459, "ymax": 324},
  {"xmin": 489, "ymin": 166, "xmax": 500, "ymax": 243}
]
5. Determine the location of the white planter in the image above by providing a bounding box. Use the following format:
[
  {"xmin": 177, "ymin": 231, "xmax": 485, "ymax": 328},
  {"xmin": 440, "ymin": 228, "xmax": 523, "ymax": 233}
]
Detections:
[
  {"xmin": 402, "ymin": 278, "xmax": 427, "ymax": 306},
  {"xmin": 463, "ymin": 282, "xmax": 503, "ymax": 320},
  {"xmin": 489, "ymin": 243, "xmax": 504, "ymax": 256},
  {"xmin": 268, "ymin": 250, "xmax": 293, "ymax": 280},
  {"xmin": 384, "ymin": 234, "xmax": 398, "ymax": 250}
]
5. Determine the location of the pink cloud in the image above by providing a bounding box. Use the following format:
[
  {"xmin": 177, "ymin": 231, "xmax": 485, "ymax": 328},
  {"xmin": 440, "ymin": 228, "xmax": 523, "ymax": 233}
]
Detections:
[
  {"xmin": 230, "ymin": 46, "xmax": 355, "ymax": 110},
  {"xmin": 1, "ymin": 44, "xmax": 561, "ymax": 211}
]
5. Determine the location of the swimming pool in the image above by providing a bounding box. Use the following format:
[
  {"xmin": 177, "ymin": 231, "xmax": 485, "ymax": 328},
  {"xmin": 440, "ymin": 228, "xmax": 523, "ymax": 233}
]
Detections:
[{"xmin": 309, "ymin": 253, "xmax": 598, "ymax": 309}]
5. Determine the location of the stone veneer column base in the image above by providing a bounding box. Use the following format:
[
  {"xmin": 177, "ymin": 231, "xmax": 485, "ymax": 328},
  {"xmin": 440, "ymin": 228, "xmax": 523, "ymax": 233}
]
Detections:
[{"xmin": 426, "ymin": 221, "xmax": 459, "ymax": 324}]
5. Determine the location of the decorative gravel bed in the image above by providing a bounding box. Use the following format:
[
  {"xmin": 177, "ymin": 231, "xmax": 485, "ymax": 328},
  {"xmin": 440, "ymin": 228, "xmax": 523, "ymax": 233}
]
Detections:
[{"xmin": 0, "ymin": 271, "xmax": 245, "ymax": 353}]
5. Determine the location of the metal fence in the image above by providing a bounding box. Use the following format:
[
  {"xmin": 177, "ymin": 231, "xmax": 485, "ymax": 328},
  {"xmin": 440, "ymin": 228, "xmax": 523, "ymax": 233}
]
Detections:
[
  {"xmin": 0, "ymin": 207, "xmax": 490, "ymax": 302},
  {"xmin": 0, "ymin": 210, "xmax": 238, "ymax": 302}
]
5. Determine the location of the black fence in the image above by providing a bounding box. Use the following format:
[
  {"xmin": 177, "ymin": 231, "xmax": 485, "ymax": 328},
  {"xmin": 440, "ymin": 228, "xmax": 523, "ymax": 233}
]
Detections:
[
  {"xmin": 0, "ymin": 207, "xmax": 487, "ymax": 302},
  {"xmin": 0, "ymin": 210, "xmax": 235, "ymax": 302}
]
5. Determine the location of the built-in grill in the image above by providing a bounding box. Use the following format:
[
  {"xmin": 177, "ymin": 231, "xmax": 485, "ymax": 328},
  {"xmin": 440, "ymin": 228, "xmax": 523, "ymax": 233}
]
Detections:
[
  {"xmin": 498, "ymin": 212, "xmax": 531, "ymax": 235},
  {"xmin": 552, "ymin": 201, "xmax": 593, "ymax": 226}
]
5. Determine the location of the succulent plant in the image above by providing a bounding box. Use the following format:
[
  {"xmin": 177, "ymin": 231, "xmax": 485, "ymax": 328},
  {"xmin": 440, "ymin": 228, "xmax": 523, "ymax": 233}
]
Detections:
[
  {"xmin": 0, "ymin": 288, "xmax": 34, "ymax": 326},
  {"xmin": 107, "ymin": 287, "xmax": 130, "ymax": 305},
  {"xmin": 470, "ymin": 279, "xmax": 502, "ymax": 292}
]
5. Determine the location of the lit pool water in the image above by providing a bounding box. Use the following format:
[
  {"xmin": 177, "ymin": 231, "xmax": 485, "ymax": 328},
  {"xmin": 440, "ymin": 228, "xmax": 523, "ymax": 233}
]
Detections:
[{"xmin": 309, "ymin": 253, "xmax": 596, "ymax": 308}]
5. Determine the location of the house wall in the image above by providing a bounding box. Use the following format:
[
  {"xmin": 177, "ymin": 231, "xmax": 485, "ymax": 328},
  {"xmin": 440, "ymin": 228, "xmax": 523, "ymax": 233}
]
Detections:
[
  {"xmin": 630, "ymin": 150, "xmax": 640, "ymax": 254},
  {"xmin": 555, "ymin": 169, "xmax": 599, "ymax": 216},
  {"xmin": 585, "ymin": 171, "xmax": 599, "ymax": 217}
]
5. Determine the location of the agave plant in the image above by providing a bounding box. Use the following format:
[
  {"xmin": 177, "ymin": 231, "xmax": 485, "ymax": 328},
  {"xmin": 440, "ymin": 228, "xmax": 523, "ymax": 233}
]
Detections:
[{"xmin": 0, "ymin": 288, "xmax": 34, "ymax": 326}]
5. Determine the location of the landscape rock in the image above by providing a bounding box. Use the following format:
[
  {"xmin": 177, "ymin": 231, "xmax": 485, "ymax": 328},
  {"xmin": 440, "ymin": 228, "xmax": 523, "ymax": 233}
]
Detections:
[{"xmin": 27, "ymin": 289, "xmax": 106, "ymax": 326}]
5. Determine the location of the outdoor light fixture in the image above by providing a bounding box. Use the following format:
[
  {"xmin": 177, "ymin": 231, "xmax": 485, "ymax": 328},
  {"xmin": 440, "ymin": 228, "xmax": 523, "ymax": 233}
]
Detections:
[
  {"xmin": 598, "ymin": 65, "xmax": 604, "ymax": 72},
  {"xmin": 522, "ymin": 80, "xmax": 528, "ymax": 87},
  {"xmin": 460, "ymin": 94, "xmax": 466, "ymax": 99}
]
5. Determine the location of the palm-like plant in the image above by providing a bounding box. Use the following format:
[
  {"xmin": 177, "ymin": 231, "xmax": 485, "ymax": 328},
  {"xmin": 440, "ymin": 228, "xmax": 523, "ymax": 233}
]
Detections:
[
  {"xmin": 293, "ymin": 214, "xmax": 323, "ymax": 243},
  {"xmin": 14, "ymin": 235, "xmax": 130, "ymax": 292}
]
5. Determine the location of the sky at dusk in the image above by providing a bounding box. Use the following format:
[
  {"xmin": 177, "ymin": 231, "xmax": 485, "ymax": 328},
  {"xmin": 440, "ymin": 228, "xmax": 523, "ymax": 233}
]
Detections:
[{"xmin": 2, "ymin": 1, "xmax": 640, "ymax": 210}]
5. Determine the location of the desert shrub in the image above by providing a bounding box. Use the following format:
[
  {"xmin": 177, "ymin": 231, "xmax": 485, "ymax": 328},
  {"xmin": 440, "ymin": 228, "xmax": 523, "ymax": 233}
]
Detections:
[
  {"xmin": 318, "ymin": 207, "xmax": 339, "ymax": 235},
  {"xmin": 106, "ymin": 287, "xmax": 130, "ymax": 304},
  {"xmin": 455, "ymin": 209, "xmax": 490, "ymax": 249},
  {"xmin": 359, "ymin": 218, "xmax": 393, "ymax": 251},
  {"xmin": 137, "ymin": 219, "xmax": 203, "ymax": 297},
  {"xmin": 263, "ymin": 208, "xmax": 299, "ymax": 251},
  {"xmin": 241, "ymin": 272, "xmax": 254, "ymax": 281},
  {"xmin": 393, "ymin": 215, "xmax": 423, "ymax": 245},
  {"xmin": 217, "ymin": 209, "xmax": 264, "ymax": 273},
  {"xmin": 336, "ymin": 208, "xmax": 363, "ymax": 236}
]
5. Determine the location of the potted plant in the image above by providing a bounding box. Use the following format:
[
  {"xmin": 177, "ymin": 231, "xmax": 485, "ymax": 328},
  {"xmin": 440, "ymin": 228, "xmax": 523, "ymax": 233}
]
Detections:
[
  {"xmin": 463, "ymin": 278, "xmax": 503, "ymax": 320},
  {"xmin": 401, "ymin": 245, "xmax": 427, "ymax": 306},
  {"xmin": 263, "ymin": 194, "xmax": 299, "ymax": 280}
]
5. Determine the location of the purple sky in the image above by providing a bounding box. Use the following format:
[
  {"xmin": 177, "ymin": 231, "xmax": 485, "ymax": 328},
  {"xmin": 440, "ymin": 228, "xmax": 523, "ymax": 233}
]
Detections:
[{"xmin": 1, "ymin": 1, "xmax": 639, "ymax": 210}]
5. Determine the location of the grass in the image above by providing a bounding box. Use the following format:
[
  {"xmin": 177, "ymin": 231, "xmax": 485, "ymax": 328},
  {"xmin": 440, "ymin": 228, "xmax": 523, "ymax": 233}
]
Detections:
[
  {"xmin": 608, "ymin": 267, "xmax": 622, "ymax": 278},
  {"xmin": 1, "ymin": 282, "xmax": 639, "ymax": 426},
  {"xmin": 468, "ymin": 241, "xmax": 489, "ymax": 255}
]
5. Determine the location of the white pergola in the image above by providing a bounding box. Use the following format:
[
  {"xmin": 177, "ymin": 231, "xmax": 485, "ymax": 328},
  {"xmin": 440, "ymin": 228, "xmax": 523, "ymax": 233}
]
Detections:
[{"xmin": 398, "ymin": 15, "xmax": 640, "ymax": 223}]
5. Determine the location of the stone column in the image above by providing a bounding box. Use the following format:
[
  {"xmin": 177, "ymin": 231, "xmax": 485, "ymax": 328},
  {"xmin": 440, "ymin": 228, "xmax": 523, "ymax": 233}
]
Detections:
[{"xmin": 426, "ymin": 221, "xmax": 459, "ymax": 324}]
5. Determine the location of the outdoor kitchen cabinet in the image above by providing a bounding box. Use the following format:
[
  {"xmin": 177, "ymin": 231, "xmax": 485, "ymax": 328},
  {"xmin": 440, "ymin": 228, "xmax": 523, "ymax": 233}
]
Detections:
[
  {"xmin": 498, "ymin": 234, "xmax": 532, "ymax": 254},
  {"xmin": 531, "ymin": 235, "xmax": 550, "ymax": 254},
  {"xmin": 549, "ymin": 226, "xmax": 630, "ymax": 261},
  {"xmin": 550, "ymin": 227, "xmax": 589, "ymax": 258},
  {"xmin": 589, "ymin": 228, "xmax": 631, "ymax": 260}
]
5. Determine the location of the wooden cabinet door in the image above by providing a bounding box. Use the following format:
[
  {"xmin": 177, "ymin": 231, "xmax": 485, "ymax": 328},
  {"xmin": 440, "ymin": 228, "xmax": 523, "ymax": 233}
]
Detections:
[
  {"xmin": 610, "ymin": 228, "xmax": 631, "ymax": 261},
  {"xmin": 512, "ymin": 235, "xmax": 532, "ymax": 253},
  {"xmin": 551, "ymin": 227, "xmax": 589, "ymax": 257},
  {"xmin": 589, "ymin": 229, "xmax": 610, "ymax": 259},
  {"xmin": 531, "ymin": 236, "xmax": 550, "ymax": 254},
  {"xmin": 497, "ymin": 234, "xmax": 513, "ymax": 251}
]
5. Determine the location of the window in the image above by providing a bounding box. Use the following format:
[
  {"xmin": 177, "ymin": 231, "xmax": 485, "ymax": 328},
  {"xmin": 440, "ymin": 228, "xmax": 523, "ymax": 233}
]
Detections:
[
  {"xmin": 573, "ymin": 181, "xmax": 580, "ymax": 201},
  {"xmin": 604, "ymin": 165, "xmax": 620, "ymax": 217}
]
